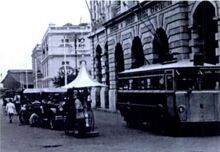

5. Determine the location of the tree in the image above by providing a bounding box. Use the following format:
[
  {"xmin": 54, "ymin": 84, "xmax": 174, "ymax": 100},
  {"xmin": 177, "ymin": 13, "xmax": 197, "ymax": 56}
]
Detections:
[{"xmin": 52, "ymin": 70, "xmax": 77, "ymax": 87}]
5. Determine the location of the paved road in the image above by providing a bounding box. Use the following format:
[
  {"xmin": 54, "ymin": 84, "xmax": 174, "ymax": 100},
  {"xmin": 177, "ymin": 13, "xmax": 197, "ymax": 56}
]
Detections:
[{"xmin": 1, "ymin": 100, "xmax": 220, "ymax": 152}]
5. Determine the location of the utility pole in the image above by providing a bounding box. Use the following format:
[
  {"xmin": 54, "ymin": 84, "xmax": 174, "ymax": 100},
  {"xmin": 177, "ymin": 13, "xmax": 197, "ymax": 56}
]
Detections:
[
  {"xmin": 75, "ymin": 34, "xmax": 78, "ymax": 76},
  {"xmin": 35, "ymin": 58, "xmax": 38, "ymax": 88},
  {"xmin": 63, "ymin": 35, "xmax": 67, "ymax": 86},
  {"xmin": 26, "ymin": 69, "xmax": 28, "ymax": 89}
]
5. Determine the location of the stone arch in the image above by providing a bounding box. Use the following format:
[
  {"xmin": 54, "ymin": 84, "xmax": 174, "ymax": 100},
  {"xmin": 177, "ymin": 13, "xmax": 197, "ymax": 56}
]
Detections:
[
  {"xmin": 95, "ymin": 45, "xmax": 102, "ymax": 82},
  {"xmin": 104, "ymin": 42, "xmax": 110, "ymax": 86},
  {"xmin": 131, "ymin": 36, "xmax": 145, "ymax": 68},
  {"xmin": 94, "ymin": 45, "xmax": 102, "ymax": 108},
  {"xmin": 193, "ymin": 1, "xmax": 218, "ymax": 64},
  {"xmin": 191, "ymin": 1, "xmax": 219, "ymax": 22},
  {"xmin": 104, "ymin": 42, "xmax": 109, "ymax": 108},
  {"xmin": 153, "ymin": 27, "xmax": 173, "ymax": 63},
  {"xmin": 115, "ymin": 43, "xmax": 125, "ymax": 73}
]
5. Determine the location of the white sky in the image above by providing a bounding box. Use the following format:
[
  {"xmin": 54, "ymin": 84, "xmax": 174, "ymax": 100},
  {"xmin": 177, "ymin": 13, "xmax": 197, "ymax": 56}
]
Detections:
[{"xmin": 0, "ymin": 0, "xmax": 90, "ymax": 80}]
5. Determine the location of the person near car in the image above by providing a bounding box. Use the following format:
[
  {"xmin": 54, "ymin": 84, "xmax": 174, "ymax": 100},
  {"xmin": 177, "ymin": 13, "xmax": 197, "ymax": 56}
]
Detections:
[
  {"xmin": 6, "ymin": 99, "xmax": 16, "ymax": 123},
  {"xmin": 63, "ymin": 89, "xmax": 76, "ymax": 130},
  {"xmin": 74, "ymin": 94, "xmax": 84, "ymax": 119},
  {"xmin": 14, "ymin": 93, "xmax": 21, "ymax": 114}
]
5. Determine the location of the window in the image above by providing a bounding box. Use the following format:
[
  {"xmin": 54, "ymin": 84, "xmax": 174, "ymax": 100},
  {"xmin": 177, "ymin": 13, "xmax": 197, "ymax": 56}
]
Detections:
[
  {"xmin": 131, "ymin": 36, "xmax": 145, "ymax": 68},
  {"xmin": 118, "ymin": 75, "xmax": 166, "ymax": 90},
  {"xmin": 153, "ymin": 28, "xmax": 173, "ymax": 63},
  {"xmin": 61, "ymin": 39, "xmax": 69, "ymax": 43},
  {"xmin": 175, "ymin": 69, "xmax": 220, "ymax": 90},
  {"xmin": 62, "ymin": 61, "xmax": 69, "ymax": 65}
]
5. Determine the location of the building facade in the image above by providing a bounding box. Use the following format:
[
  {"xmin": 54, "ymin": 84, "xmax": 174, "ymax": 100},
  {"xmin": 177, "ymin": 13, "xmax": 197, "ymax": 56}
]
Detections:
[
  {"xmin": 32, "ymin": 23, "xmax": 92, "ymax": 88},
  {"xmin": 32, "ymin": 44, "xmax": 43, "ymax": 88},
  {"xmin": 1, "ymin": 70, "xmax": 34, "ymax": 90},
  {"xmin": 89, "ymin": 1, "xmax": 220, "ymax": 111}
]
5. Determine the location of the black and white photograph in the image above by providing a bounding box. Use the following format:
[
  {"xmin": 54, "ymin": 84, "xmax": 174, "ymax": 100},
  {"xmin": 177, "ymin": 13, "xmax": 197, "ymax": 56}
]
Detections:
[{"xmin": 0, "ymin": 0, "xmax": 220, "ymax": 152}]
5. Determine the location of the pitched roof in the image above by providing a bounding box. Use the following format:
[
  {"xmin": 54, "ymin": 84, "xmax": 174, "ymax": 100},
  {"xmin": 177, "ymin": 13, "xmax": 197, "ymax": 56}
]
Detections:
[{"xmin": 2, "ymin": 69, "xmax": 34, "ymax": 84}]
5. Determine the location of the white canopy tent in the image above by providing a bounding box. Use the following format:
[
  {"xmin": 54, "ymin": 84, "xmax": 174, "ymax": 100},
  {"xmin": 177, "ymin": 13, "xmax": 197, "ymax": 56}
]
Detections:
[{"xmin": 63, "ymin": 61, "xmax": 106, "ymax": 89}]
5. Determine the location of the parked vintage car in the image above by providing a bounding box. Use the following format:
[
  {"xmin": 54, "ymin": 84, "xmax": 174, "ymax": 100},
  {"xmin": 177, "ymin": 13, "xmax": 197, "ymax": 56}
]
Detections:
[
  {"xmin": 19, "ymin": 88, "xmax": 42, "ymax": 125},
  {"xmin": 19, "ymin": 88, "xmax": 67, "ymax": 129}
]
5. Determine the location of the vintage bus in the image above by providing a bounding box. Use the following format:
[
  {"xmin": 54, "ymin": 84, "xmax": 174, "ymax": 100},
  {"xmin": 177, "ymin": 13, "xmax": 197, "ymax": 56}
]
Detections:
[{"xmin": 117, "ymin": 60, "xmax": 220, "ymax": 131}]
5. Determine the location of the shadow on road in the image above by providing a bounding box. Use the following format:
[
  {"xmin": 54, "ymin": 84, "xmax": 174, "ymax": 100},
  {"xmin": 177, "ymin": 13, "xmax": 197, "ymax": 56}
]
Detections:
[{"xmin": 124, "ymin": 122, "xmax": 220, "ymax": 137}]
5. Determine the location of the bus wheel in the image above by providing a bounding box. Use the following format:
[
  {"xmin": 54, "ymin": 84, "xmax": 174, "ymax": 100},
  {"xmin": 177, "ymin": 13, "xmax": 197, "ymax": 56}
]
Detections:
[{"xmin": 164, "ymin": 119, "xmax": 182, "ymax": 136}]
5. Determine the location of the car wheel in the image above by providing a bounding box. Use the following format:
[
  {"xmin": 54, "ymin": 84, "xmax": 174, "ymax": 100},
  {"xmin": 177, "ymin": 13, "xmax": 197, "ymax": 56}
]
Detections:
[{"xmin": 29, "ymin": 113, "xmax": 39, "ymax": 127}]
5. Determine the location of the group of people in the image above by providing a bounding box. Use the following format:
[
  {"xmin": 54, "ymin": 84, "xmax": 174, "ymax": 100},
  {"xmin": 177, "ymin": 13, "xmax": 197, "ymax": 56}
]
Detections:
[
  {"xmin": 2, "ymin": 89, "xmax": 93, "ymax": 132},
  {"xmin": 62, "ymin": 89, "xmax": 93, "ymax": 134},
  {"xmin": 64, "ymin": 89, "xmax": 91, "ymax": 121},
  {"xmin": 2, "ymin": 89, "xmax": 92, "ymax": 127}
]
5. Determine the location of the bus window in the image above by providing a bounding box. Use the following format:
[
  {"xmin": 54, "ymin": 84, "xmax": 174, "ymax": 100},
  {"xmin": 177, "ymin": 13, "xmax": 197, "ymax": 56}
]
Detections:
[
  {"xmin": 175, "ymin": 68, "xmax": 220, "ymax": 91},
  {"xmin": 175, "ymin": 70, "xmax": 197, "ymax": 90},
  {"xmin": 124, "ymin": 80, "xmax": 129, "ymax": 90},
  {"xmin": 118, "ymin": 79, "xmax": 129, "ymax": 90},
  {"xmin": 132, "ymin": 79, "xmax": 139, "ymax": 90},
  {"xmin": 216, "ymin": 82, "xmax": 220, "ymax": 90},
  {"xmin": 159, "ymin": 76, "xmax": 165, "ymax": 89},
  {"xmin": 140, "ymin": 79, "xmax": 147, "ymax": 90},
  {"xmin": 166, "ymin": 75, "xmax": 173, "ymax": 90},
  {"xmin": 201, "ymin": 69, "xmax": 220, "ymax": 90},
  {"xmin": 147, "ymin": 78, "xmax": 151, "ymax": 89},
  {"xmin": 129, "ymin": 79, "xmax": 133, "ymax": 90}
]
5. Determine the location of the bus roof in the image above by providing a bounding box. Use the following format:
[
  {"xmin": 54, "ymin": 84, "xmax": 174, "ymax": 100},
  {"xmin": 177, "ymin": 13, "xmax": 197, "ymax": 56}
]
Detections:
[{"xmin": 120, "ymin": 60, "xmax": 219, "ymax": 74}]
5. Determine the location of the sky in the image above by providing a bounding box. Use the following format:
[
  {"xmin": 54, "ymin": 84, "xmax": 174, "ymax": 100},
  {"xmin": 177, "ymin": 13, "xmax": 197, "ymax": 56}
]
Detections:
[{"xmin": 0, "ymin": 0, "xmax": 90, "ymax": 81}]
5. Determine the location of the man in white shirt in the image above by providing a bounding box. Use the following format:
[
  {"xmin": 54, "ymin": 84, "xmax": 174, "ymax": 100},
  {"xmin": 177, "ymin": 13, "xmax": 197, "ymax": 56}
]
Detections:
[{"xmin": 6, "ymin": 100, "xmax": 16, "ymax": 123}]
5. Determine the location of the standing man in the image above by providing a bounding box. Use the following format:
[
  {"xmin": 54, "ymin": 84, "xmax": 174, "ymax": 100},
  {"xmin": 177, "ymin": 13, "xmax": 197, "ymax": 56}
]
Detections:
[
  {"xmin": 6, "ymin": 99, "xmax": 16, "ymax": 123},
  {"xmin": 63, "ymin": 89, "xmax": 76, "ymax": 134},
  {"xmin": 14, "ymin": 93, "xmax": 21, "ymax": 114}
]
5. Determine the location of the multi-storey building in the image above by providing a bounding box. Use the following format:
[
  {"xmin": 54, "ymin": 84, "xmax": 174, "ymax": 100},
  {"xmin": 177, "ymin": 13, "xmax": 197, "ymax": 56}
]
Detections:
[
  {"xmin": 90, "ymin": 1, "xmax": 138, "ymax": 30},
  {"xmin": 32, "ymin": 23, "xmax": 92, "ymax": 88},
  {"xmin": 89, "ymin": 1, "xmax": 220, "ymax": 111}
]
